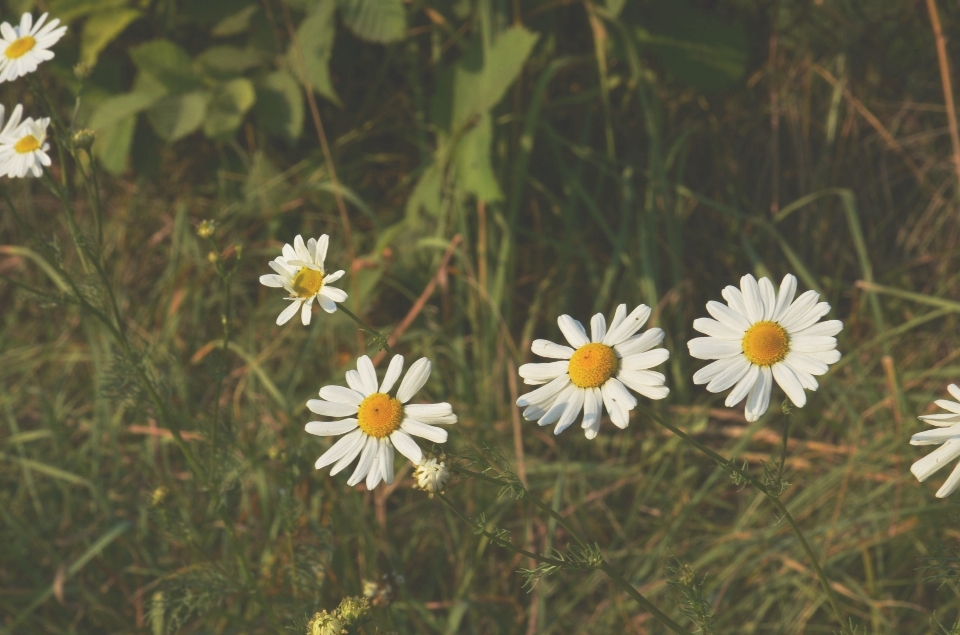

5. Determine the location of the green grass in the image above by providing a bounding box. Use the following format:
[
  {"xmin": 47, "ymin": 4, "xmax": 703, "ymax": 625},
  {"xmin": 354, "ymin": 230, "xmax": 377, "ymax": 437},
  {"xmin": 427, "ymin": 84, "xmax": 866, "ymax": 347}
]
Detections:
[{"xmin": 3, "ymin": 0, "xmax": 960, "ymax": 633}]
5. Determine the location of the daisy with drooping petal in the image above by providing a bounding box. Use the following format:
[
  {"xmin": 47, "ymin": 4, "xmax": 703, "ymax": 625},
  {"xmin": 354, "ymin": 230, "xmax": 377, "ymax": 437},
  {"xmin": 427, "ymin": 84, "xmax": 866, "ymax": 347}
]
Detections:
[
  {"xmin": 687, "ymin": 273, "xmax": 842, "ymax": 422},
  {"xmin": 910, "ymin": 384, "xmax": 960, "ymax": 498},
  {"xmin": 306, "ymin": 354, "xmax": 456, "ymax": 489},
  {"xmin": 259, "ymin": 234, "xmax": 347, "ymax": 326},
  {"xmin": 0, "ymin": 113, "xmax": 51, "ymax": 178},
  {"xmin": 516, "ymin": 303, "xmax": 670, "ymax": 439},
  {"xmin": 0, "ymin": 13, "xmax": 67, "ymax": 83}
]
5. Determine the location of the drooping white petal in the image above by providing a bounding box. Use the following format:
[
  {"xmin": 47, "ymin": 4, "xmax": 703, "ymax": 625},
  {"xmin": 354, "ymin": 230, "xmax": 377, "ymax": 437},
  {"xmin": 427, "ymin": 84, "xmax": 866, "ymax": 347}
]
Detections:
[
  {"xmin": 366, "ymin": 453, "xmax": 383, "ymax": 489},
  {"xmin": 401, "ymin": 418, "xmax": 448, "ymax": 443},
  {"xmin": 538, "ymin": 384, "xmax": 578, "ymax": 426},
  {"xmin": 603, "ymin": 377, "xmax": 638, "ymax": 411},
  {"xmin": 397, "ymin": 357, "xmax": 432, "ymax": 403},
  {"xmin": 919, "ymin": 413, "xmax": 960, "ymax": 426},
  {"xmin": 581, "ymin": 387, "xmax": 601, "ymax": 434},
  {"xmin": 600, "ymin": 382, "xmax": 630, "ymax": 428},
  {"xmin": 790, "ymin": 336, "xmax": 837, "ymax": 353},
  {"xmin": 380, "ymin": 438, "xmax": 395, "ymax": 485},
  {"xmin": 911, "ymin": 425, "xmax": 960, "ymax": 445},
  {"xmin": 725, "ymin": 364, "xmax": 760, "ymax": 407},
  {"xmin": 936, "ymin": 461, "xmax": 960, "ymax": 497},
  {"xmin": 744, "ymin": 366, "xmax": 773, "ymax": 422},
  {"xmin": 347, "ymin": 436, "xmax": 379, "ymax": 486},
  {"xmin": 531, "ymin": 339, "xmax": 575, "ymax": 359},
  {"xmin": 317, "ymin": 295, "xmax": 337, "ymax": 313},
  {"xmin": 558, "ymin": 315, "xmax": 590, "ymax": 348},
  {"xmin": 276, "ymin": 300, "xmax": 302, "ymax": 325},
  {"xmin": 259, "ymin": 274, "xmax": 285, "ymax": 287},
  {"xmin": 693, "ymin": 356, "xmax": 742, "ymax": 385},
  {"xmin": 935, "ymin": 399, "xmax": 960, "ymax": 415},
  {"xmin": 380, "ymin": 354, "xmax": 404, "ymax": 393},
  {"xmin": 911, "ymin": 439, "xmax": 960, "ymax": 482},
  {"xmin": 782, "ymin": 352, "xmax": 829, "ymax": 376},
  {"xmin": 620, "ymin": 349, "xmax": 669, "ymax": 371},
  {"xmin": 516, "ymin": 375, "xmax": 571, "ymax": 408},
  {"xmin": 315, "ymin": 429, "xmax": 364, "ymax": 469},
  {"xmin": 404, "ymin": 403, "xmax": 456, "ymax": 425},
  {"xmin": 390, "ymin": 429, "xmax": 423, "ymax": 463},
  {"xmin": 518, "ymin": 361, "xmax": 570, "ymax": 385},
  {"xmin": 553, "ymin": 387, "xmax": 586, "ymax": 435},
  {"xmin": 705, "ymin": 356, "xmax": 750, "ymax": 393},
  {"xmin": 772, "ymin": 362, "xmax": 806, "ymax": 408},
  {"xmin": 319, "ymin": 286, "xmax": 348, "ymax": 302},
  {"xmin": 949, "ymin": 384, "xmax": 960, "ymax": 402},
  {"xmin": 305, "ymin": 419, "xmax": 359, "ymax": 436}
]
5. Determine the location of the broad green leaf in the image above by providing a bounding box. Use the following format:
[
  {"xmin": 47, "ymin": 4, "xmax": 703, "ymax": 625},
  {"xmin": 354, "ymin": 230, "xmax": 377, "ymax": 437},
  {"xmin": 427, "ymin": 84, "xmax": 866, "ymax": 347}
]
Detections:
[
  {"xmin": 204, "ymin": 78, "xmax": 256, "ymax": 139},
  {"xmin": 256, "ymin": 71, "xmax": 304, "ymax": 141},
  {"xmin": 195, "ymin": 46, "xmax": 265, "ymax": 80},
  {"xmin": 147, "ymin": 91, "xmax": 210, "ymax": 141},
  {"xmin": 453, "ymin": 112, "xmax": 502, "ymax": 202},
  {"xmin": 286, "ymin": 0, "xmax": 341, "ymax": 106},
  {"xmin": 405, "ymin": 163, "xmax": 443, "ymax": 221},
  {"xmin": 80, "ymin": 8, "xmax": 141, "ymax": 66},
  {"xmin": 92, "ymin": 115, "xmax": 136, "ymax": 174},
  {"xmin": 636, "ymin": 0, "xmax": 747, "ymax": 92},
  {"xmin": 211, "ymin": 4, "xmax": 258, "ymax": 36},
  {"xmin": 88, "ymin": 91, "xmax": 159, "ymax": 131},
  {"xmin": 337, "ymin": 0, "xmax": 405, "ymax": 44},
  {"xmin": 451, "ymin": 26, "xmax": 539, "ymax": 132},
  {"xmin": 129, "ymin": 39, "xmax": 203, "ymax": 93},
  {"xmin": 50, "ymin": 0, "xmax": 126, "ymax": 22}
]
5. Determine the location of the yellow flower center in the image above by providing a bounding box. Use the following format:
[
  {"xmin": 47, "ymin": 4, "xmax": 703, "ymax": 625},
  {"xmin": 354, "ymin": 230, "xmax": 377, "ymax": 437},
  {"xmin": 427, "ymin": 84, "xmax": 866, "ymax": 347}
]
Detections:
[
  {"xmin": 357, "ymin": 393, "xmax": 404, "ymax": 439},
  {"xmin": 741, "ymin": 321, "xmax": 789, "ymax": 366},
  {"xmin": 567, "ymin": 342, "xmax": 619, "ymax": 388},
  {"xmin": 291, "ymin": 267, "xmax": 323, "ymax": 298},
  {"xmin": 14, "ymin": 135, "xmax": 40, "ymax": 154},
  {"xmin": 5, "ymin": 36, "xmax": 35, "ymax": 59}
]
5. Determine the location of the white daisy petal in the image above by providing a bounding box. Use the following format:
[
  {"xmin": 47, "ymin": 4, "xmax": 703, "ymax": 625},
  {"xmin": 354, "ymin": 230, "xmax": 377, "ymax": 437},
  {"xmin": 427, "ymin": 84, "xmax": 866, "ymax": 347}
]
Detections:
[
  {"xmin": 936, "ymin": 461, "xmax": 960, "ymax": 498},
  {"xmin": 758, "ymin": 277, "xmax": 776, "ymax": 320},
  {"xmin": 807, "ymin": 349, "xmax": 841, "ymax": 365},
  {"xmin": 935, "ymin": 399, "xmax": 960, "ymax": 415},
  {"xmin": 794, "ymin": 319, "xmax": 844, "ymax": 338},
  {"xmin": 949, "ymin": 384, "xmax": 960, "ymax": 402},
  {"xmin": 600, "ymin": 382, "xmax": 630, "ymax": 428},
  {"xmin": 538, "ymin": 384, "xmax": 578, "ymax": 426},
  {"xmin": 607, "ymin": 304, "xmax": 627, "ymax": 334},
  {"xmin": 790, "ymin": 336, "xmax": 837, "ymax": 353},
  {"xmin": 911, "ymin": 439, "xmax": 960, "ymax": 482},
  {"xmin": 306, "ymin": 399, "xmax": 359, "ymax": 417},
  {"xmin": 347, "ymin": 436, "xmax": 379, "ymax": 486},
  {"xmin": 558, "ymin": 315, "xmax": 590, "ymax": 348},
  {"xmin": 317, "ymin": 295, "xmax": 337, "ymax": 313},
  {"xmin": 300, "ymin": 298, "xmax": 313, "ymax": 325},
  {"xmin": 315, "ymin": 429, "xmax": 364, "ymax": 469},
  {"xmin": 705, "ymin": 356, "xmax": 750, "ymax": 393},
  {"xmin": 294, "ymin": 234, "xmax": 310, "ymax": 261},
  {"xmin": 366, "ymin": 453, "xmax": 383, "ymax": 489},
  {"xmin": 614, "ymin": 328, "xmax": 665, "ymax": 356},
  {"xmin": 316, "ymin": 234, "xmax": 330, "ymax": 267},
  {"xmin": 706, "ymin": 301, "xmax": 752, "ymax": 331},
  {"xmin": 380, "ymin": 438, "xmax": 395, "ymax": 485},
  {"xmin": 740, "ymin": 274, "xmax": 764, "ymax": 323},
  {"xmin": 319, "ymin": 286, "xmax": 348, "ymax": 302},
  {"xmin": 581, "ymin": 387, "xmax": 601, "ymax": 432},
  {"xmin": 693, "ymin": 356, "xmax": 742, "ymax": 385},
  {"xmin": 693, "ymin": 317, "xmax": 745, "ymax": 340},
  {"xmin": 620, "ymin": 349, "xmax": 670, "ymax": 371},
  {"xmin": 553, "ymin": 387, "xmax": 586, "ymax": 435},
  {"xmin": 777, "ymin": 290, "xmax": 819, "ymax": 329},
  {"xmin": 319, "ymin": 386, "xmax": 364, "ymax": 405},
  {"xmin": 380, "ymin": 354, "xmax": 404, "ymax": 393},
  {"xmin": 603, "ymin": 377, "xmax": 638, "ymax": 410},
  {"xmin": 404, "ymin": 403, "xmax": 456, "ymax": 425},
  {"xmin": 259, "ymin": 274, "xmax": 284, "ymax": 287},
  {"xmin": 772, "ymin": 362, "xmax": 806, "ymax": 408},
  {"xmin": 782, "ymin": 352, "xmax": 829, "ymax": 376},
  {"xmin": 517, "ymin": 375, "xmax": 571, "ymax": 408},
  {"xmin": 911, "ymin": 425, "xmax": 960, "ymax": 445},
  {"xmin": 518, "ymin": 361, "xmax": 570, "ymax": 385},
  {"xmin": 356, "ymin": 355, "xmax": 379, "ymax": 395},
  {"xmin": 397, "ymin": 357, "xmax": 432, "ymax": 403},
  {"xmin": 345, "ymin": 370, "xmax": 366, "ymax": 394},
  {"xmin": 782, "ymin": 302, "xmax": 831, "ymax": 333},
  {"xmin": 744, "ymin": 366, "xmax": 773, "ymax": 422},
  {"xmin": 590, "ymin": 313, "xmax": 607, "ymax": 343},
  {"xmin": 531, "ymin": 339, "xmax": 575, "ymax": 359},
  {"xmin": 401, "ymin": 418, "xmax": 448, "ymax": 443},
  {"xmin": 390, "ymin": 430, "xmax": 423, "ymax": 463},
  {"xmin": 772, "ymin": 274, "xmax": 798, "ymax": 321},
  {"xmin": 602, "ymin": 304, "xmax": 651, "ymax": 346},
  {"xmin": 725, "ymin": 364, "xmax": 760, "ymax": 407},
  {"xmin": 721, "ymin": 285, "xmax": 749, "ymax": 319},
  {"xmin": 324, "ymin": 269, "xmax": 345, "ymax": 284},
  {"xmin": 305, "ymin": 419, "xmax": 359, "ymax": 436},
  {"xmin": 276, "ymin": 300, "xmax": 302, "ymax": 325},
  {"xmin": 688, "ymin": 337, "xmax": 743, "ymax": 360},
  {"xmin": 919, "ymin": 413, "xmax": 960, "ymax": 426}
]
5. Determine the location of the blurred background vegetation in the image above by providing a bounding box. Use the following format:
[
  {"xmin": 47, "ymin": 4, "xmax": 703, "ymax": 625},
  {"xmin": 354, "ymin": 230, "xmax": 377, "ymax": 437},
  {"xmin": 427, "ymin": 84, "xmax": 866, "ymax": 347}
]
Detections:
[{"xmin": 2, "ymin": 0, "xmax": 960, "ymax": 632}]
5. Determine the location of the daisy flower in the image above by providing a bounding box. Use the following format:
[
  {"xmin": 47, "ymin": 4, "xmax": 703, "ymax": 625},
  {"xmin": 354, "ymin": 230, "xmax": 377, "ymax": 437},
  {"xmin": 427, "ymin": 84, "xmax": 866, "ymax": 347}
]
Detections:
[
  {"xmin": 516, "ymin": 303, "xmax": 670, "ymax": 439},
  {"xmin": 910, "ymin": 384, "xmax": 960, "ymax": 498},
  {"xmin": 0, "ymin": 114, "xmax": 51, "ymax": 178},
  {"xmin": 259, "ymin": 234, "xmax": 347, "ymax": 326},
  {"xmin": 306, "ymin": 354, "xmax": 456, "ymax": 489},
  {"xmin": 0, "ymin": 13, "xmax": 67, "ymax": 83},
  {"xmin": 688, "ymin": 273, "xmax": 842, "ymax": 422}
]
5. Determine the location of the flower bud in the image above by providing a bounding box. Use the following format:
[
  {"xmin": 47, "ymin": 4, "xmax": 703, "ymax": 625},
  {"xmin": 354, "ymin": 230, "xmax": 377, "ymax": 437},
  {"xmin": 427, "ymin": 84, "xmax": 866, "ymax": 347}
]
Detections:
[
  {"xmin": 197, "ymin": 220, "xmax": 216, "ymax": 239},
  {"xmin": 71, "ymin": 128, "xmax": 96, "ymax": 150},
  {"xmin": 336, "ymin": 595, "xmax": 370, "ymax": 627},
  {"xmin": 307, "ymin": 610, "xmax": 345, "ymax": 635},
  {"xmin": 413, "ymin": 453, "xmax": 450, "ymax": 497}
]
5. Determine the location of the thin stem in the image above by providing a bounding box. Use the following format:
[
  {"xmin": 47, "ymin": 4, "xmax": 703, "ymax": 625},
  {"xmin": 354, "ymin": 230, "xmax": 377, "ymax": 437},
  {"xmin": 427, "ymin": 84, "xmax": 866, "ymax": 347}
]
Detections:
[
  {"xmin": 634, "ymin": 402, "xmax": 850, "ymax": 634},
  {"xmin": 776, "ymin": 408, "xmax": 792, "ymax": 489},
  {"xmin": 597, "ymin": 562, "xmax": 689, "ymax": 635},
  {"xmin": 338, "ymin": 305, "xmax": 394, "ymax": 355}
]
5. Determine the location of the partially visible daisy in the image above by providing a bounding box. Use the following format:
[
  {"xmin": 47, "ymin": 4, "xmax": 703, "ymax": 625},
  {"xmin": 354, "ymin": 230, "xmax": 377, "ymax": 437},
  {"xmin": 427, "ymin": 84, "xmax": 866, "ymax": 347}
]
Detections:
[
  {"xmin": 911, "ymin": 384, "xmax": 960, "ymax": 498},
  {"xmin": 413, "ymin": 454, "xmax": 450, "ymax": 495},
  {"xmin": 688, "ymin": 273, "xmax": 842, "ymax": 422},
  {"xmin": 516, "ymin": 303, "xmax": 670, "ymax": 439},
  {"xmin": 0, "ymin": 13, "xmax": 67, "ymax": 83},
  {"xmin": 305, "ymin": 354, "xmax": 456, "ymax": 489},
  {"xmin": 0, "ymin": 114, "xmax": 50, "ymax": 178},
  {"xmin": 259, "ymin": 234, "xmax": 346, "ymax": 326}
]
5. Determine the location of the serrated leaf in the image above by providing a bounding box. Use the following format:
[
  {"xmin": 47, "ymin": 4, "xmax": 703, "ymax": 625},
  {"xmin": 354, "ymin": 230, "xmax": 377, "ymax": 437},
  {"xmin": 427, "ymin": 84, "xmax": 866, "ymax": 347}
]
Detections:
[
  {"xmin": 256, "ymin": 71, "xmax": 304, "ymax": 141},
  {"xmin": 50, "ymin": 0, "xmax": 126, "ymax": 22},
  {"xmin": 195, "ymin": 46, "xmax": 265, "ymax": 80},
  {"xmin": 80, "ymin": 9, "xmax": 141, "ymax": 66},
  {"xmin": 454, "ymin": 112, "xmax": 502, "ymax": 202},
  {"xmin": 92, "ymin": 115, "xmax": 136, "ymax": 175},
  {"xmin": 211, "ymin": 4, "xmax": 258, "ymax": 36},
  {"xmin": 451, "ymin": 26, "xmax": 539, "ymax": 132},
  {"xmin": 337, "ymin": 0, "xmax": 405, "ymax": 44},
  {"xmin": 147, "ymin": 91, "xmax": 210, "ymax": 141},
  {"xmin": 130, "ymin": 39, "xmax": 203, "ymax": 93},
  {"xmin": 204, "ymin": 78, "xmax": 256, "ymax": 139},
  {"xmin": 286, "ymin": 0, "xmax": 341, "ymax": 106}
]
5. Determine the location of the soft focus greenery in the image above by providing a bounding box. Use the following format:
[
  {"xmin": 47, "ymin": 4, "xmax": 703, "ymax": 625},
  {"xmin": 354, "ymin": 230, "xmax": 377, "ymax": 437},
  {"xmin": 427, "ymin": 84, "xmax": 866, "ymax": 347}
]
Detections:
[{"xmin": 2, "ymin": 0, "xmax": 960, "ymax": 633}]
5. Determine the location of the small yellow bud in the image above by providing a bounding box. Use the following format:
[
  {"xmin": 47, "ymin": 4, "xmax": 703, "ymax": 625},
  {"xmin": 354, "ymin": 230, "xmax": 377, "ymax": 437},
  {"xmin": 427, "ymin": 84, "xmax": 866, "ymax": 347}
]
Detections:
[
  {"xmin": 197, "ymin": 220, "xmax": 216, "ymax": 239},
  {"xmin": 73, "ymin": 62, "xmax": 91, "ymax": 80},
  {"xmin": 151, "ymin": 486, "xmax": 168, "ymax": 507},
  {"xmin": 207, "ymin": 251, "xmax": 218, "ymax": 263},
  {"xmin": 71, "ymin": 129, "xmax": 95, "ymax": 150}
]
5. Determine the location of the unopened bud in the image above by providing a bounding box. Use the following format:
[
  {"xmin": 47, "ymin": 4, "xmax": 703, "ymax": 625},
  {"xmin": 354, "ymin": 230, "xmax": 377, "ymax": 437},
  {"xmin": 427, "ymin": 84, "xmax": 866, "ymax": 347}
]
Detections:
[
  {"xmin": 336, "ymin": 596, "xmax": 370, "ymax": 627},
  {"xmin": 197, "ymin": 220, "xmax": 216, "ymax": 239},
  {"xmin": 307, "ymin": 610, "xmax": 345, "ymax": 635},
  {"xmin": 73, "ymin": 62, "xmax": 92, "ymax": 80},
  {"xmin": 72, "ymin": 128, "xmax": 95, "ymax": 150},
  {"xmin": 151, "ymin": 486, "xmax": 168, "ymax": 507},
  {"xmin": 207, "ymin": 251, "xmax": 218, "ymax": 263},
  {"xmin": 413, "ymin": 453, "xmax": 450, "ymax": 497}
]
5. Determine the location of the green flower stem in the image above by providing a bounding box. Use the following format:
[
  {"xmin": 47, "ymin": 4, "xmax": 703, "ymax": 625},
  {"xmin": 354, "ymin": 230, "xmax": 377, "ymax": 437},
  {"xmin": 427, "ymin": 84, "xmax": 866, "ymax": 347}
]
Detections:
[
  {"xmin": 338, "ymin": 304, "xmax": 394, "ymax": 355},
  {"xmin": 634, "ymin": 402, "xmax": 851, "ymax": 635}
]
